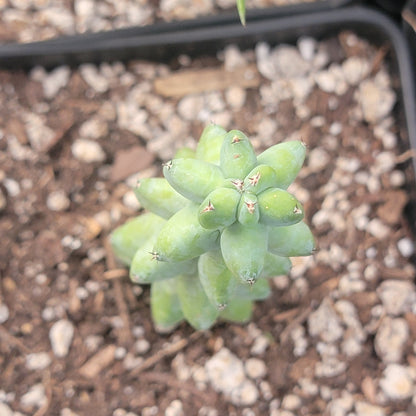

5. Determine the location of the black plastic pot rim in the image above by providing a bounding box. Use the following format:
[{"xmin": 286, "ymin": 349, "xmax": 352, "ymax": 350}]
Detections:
[{"xmin": 0, "ymin": 4, "xmax": 414, "ymax": 176}]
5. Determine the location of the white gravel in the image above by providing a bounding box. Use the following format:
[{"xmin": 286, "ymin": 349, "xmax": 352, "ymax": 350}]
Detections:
[{"xmin": 49, "ymin": 319, "xmax": 75, "ymax": 357}]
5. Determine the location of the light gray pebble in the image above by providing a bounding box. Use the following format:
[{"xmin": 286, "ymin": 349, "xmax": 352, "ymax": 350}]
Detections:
[
  {"xmin": 72, "ymin": 139, "xmax": 106, "ymax": 163},
  {"xmin": 46, "ymin": 190, "xmax": 70, "ymax": 211},
  {"xmin": 342, "ymin": 56, "xmax": 370, "ymax": 86},
  {"xmin": 122, "ymin": 190, "xmax": 141, "ymax": 211},
  {"xmin": 205, "ymin": 348, "xmax": 258, "ymax": 406},
  {"xmin": 142, "ymin": 406, "xmax": 158, "ymax": 416},
  {"xmin": 250, "ymin": 334, "xmax": 270, "ymax": 355},
  {"xmin": 281, "ymin": 394, "xmax": 302, "ymax": 410},
  {"xmin": 389, "ymin": 170, "xmax": 406, "ymax": 187},
  {"xmin": 379, "ymin": 364, "xmax": 414, "ymax": 400},
  {"xmin": 178, "ymin": 95, "xmax": 204, "ymax": 121},
  {"xmin": 307, "ymin": 148, "xmax": 330, "ymax": 172},
  {"xmin": 80, "ymin": 64, "xmax": 109, "ymax": 93},
  {"xmin": 244, "ymin": 358, "xmax": 267, "ymax": 379},
  {"xmin": 298, "ymin": 378, "xmax": 319, "ymax": 397},
  {"xmin": 315, "ymin": 356, "xmax": 347, "ymax": 378},
  {"xmin": 165, "ymin": 400, "xmax": 184, "ymax": 416},
  {"xmin": 297, "ymin": 36, "xmax": 316, "ymax": 61},
  {"xmin": 270, "ymin": 410, "xmax": 295, "ymax": 416},
  {"xmin": 0, "ymin": 402, "xmax": 13, "ymax": 416},
  {"xmin": 259, "ymin": 380, "xmax": 273, "ymax": 400},
  {"xmin": 375, "ymin": 316, "xmax": 408, "ymax": 364},
  {"xmin": 134, "ymin": 339, "xmax": 150, "ymax": 355},
  {"xmin": 357, "ymin": 79, "xmax": 396, "ymax": 124},
  {"xmin": 273, "ymin": 45, "xmax": 310, "ymax": 78},
  {"xmin": 42, "ymin": 66, "xmax": 71, "ymax": 99},
  {"xmin": 49, "ymin": 319, "xmax": 74, "ymax": 357},
  {"xmin": 114, "ymin": 347, "xmax": 127, "ymax": 360},
  {"xmin": 377, "ymin": 280, "xmax": 416, "ymax": 316},
  {"xmin": 329, "ymin": 122, "xmax": 342, "ymax": 136},
  {"xmin": 366, "ymin": 219, "xmax": 390, "ymax": 240},
  {"xmin": 225, "ymin": 86, "xmax": 246, "ymax": 109},
  {"xmin": 3, "ymin": 178, "xmax": 21, "ymax": 197},
  {"xmin": 20, "ymin": 383, "xmax": 47, "ymax": 409},
  {"xmin": 373, "ymin": 151, "xmax": 396, "ymax": 175},
  {"xmin": 355, "ymin": 401, "xmax": 385, "ymax": 416},
  {"xmin": 223, "ymin": 45, "xmax": 246, "ymax": 71},
  {"xmin": 205, "ymin": 348, "xmax": 245, "ymax": 393},
  {"xmin": 79, "ymin": 117, "xmax": 108, "ymax": 139},
  {"xmin": 87, "ymin": 247, "xmax": 106, "ymax": 263},
  {"xmin": 198, "ymin": 406, "xmax": 218, "ymax": 416},
  {"xmin": 26, "ymin": 352, "xmax": 51, "ymax": 370},
  {"xmin": 0, "ymin": 303, "xmax": 9, "ymax": 324},
  {"xmin": 84, "ymin": 334, "xmax": 103, "ymax": 352},
  {"xmin": 229, "ymin": 379, "xmax": 259, "ymax": 407},
  {"xmin": 397, "ymin": 238, "xmax": 414, "ymax": 258},
  {"xmin": 255, "ymin": 43, "xmax": 276, "ymax": 80},
  {"xmin": 308, "ymin": 298, "xmax": 343, "ymax": 343}
]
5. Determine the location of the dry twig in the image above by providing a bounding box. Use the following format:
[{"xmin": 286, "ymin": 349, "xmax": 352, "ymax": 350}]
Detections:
[
  {"xmin": 104, "ymin": 238, "xmax": 132, "ymax": 346},
  {"xmin": 130, "ymin": 331, "xmax": 204, "ymax": 376}
]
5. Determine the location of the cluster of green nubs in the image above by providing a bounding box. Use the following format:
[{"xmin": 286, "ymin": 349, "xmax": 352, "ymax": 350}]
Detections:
[{"xmin": 110, "ymin": 125, "xmax": 315, "ymax": 332}]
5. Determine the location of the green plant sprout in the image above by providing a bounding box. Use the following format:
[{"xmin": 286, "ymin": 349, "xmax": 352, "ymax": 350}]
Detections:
[
  {"xmin": 237, "ymin": 0, "xmax": 246, "ymax": 26},
  {"xmin": 110, "ymin": 125, "xmax": 315, "ymax": 332}
]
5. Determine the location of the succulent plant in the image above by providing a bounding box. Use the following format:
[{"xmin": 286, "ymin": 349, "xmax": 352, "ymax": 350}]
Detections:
[{"xmin": 110, "ymin": 124, "xmax": 315, "ymax": 332}]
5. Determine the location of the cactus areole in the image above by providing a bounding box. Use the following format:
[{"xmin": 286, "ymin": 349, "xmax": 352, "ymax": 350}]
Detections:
[{"xmin": 110, "ymin": 125, "xmax": 315, "ymax": 332}]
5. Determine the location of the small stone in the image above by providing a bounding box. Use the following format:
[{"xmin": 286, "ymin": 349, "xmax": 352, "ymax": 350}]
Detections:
[
  {"xmin": 223, "ymin": 44, "xmax": 246, "ymax": 71},
  {"xmin": 205, "ymin": 348, "xmax": 246, "ymax": 394},
  {"xmin": 46, "ymin": 190, "xmax": 70, "ymax": 211},
  {"xmin": 377, "ymin": 280, "xmax": 416, "ymax": 316},
  {"xmin": 308, "ymin": 298, "xmax": 343, "ymax": 343},
  {"xmin": 281, "ymin": 394, "xmax": 302, "ymax": 410},
  {"xmin": 342, "ymin": 56, "xmax": 370, "ymax": 86},
  {"xmin": 23, "ymin": 112, "xmax": 56, "ymax": 152},
  {"xmin": 357, "ymin": 79, "xmax": 396, "ymax": 124},
  {"xmin": 225, "ymin": 86, "xmax": 246, "ymax": 109},
  {"xmin": 0, "ymin": 402, "xmax": 13, "ymax": 416},
  {"xmin": 72, "ymin": 139, "xmax": 106, "ymax": 163},
  {"xmin": 198, "ymin": 407, "xmax": 218, "ymax": 416},
  {"xmin": 355, "ymin": 401, "xmax": 385, "ymax": 416},
  {"xmin": 229, "ymin": 379, "xmax": 259, "ymax": 406},
  {"xmin": 307, "ymin": 148, "xmax": 330, "ymax": 172},
  {"xmin": 389, "ymin": 170, "xmax": 406, "ymax": 187},
  {"xmin": 397, "ymin": 238, "xmax": 414, "ymax": 258},
  {"xmin": 245, "ymin": 358, "xmax": 267, "ymax": 379},
  {"xmin": 134, "ymin": 339, "xmax": 150, "ymax": 355},
  {"xmin": 165, "ymin": 400, "xmax": 184, "ymax": 416},
  {"xmin": 79, "ymin": 117, "xmax": 108, "ymax": 139},
  {"xmin": 379, "ymin": 364, "xmax": 414, "ymax": 400},
  {"xmin": 80, "ymin": 64, "xmax": 109, "ymax": 93},
  {"xmin": 26, "ymin": 352, "xmax": 51, "ymax": 370},
  {"xmin": 375, "ymin": 316, "xmax": 409, "ymax": 363},
  {"xmin": 0, "ymin": 303, "xmax": 9, "ymax": 324},
  {"xmin": 315, "ymin": 356, "xmax": 347, "ymax": 378},
  {"xmin": 49, "ymin": 319, "xmax": 74, "ymax": 357},
  {"xmin": 366, "ymin": 219, "xmax": 390, "ymax": 240},
  {"xmin": 272, "ymin": 45, "xmax": 310, "ymax": 78},
  {"xmin": 205, "ymin": 348, "xmax": 258, "ymax": 406},
  {"xmin": 42, "ymin": 66, "xmax": 71, "ymax": 99},
  {"xmin": 20, "ymin": 383, "xmax": 47, "ymax": 409},
  {"xmin": 250, "ymin": 334, "xmax": 270, "ymax": 355},
  {"xmin": 122, "ymin": 190, "xmax": 141, "ymax": 211},
  {"xmin": 297, "ymin": 37, "xmax": 316, "ymax": 61},
  {"xmin": 177, "ymin": 95, "xmax": 204, "ymax": 121}
]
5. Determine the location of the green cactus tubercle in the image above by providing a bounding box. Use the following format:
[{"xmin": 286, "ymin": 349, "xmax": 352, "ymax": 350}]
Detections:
[{"xmin": 110, "ymin": 124, "xmax": 315, "ymax": 331}]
